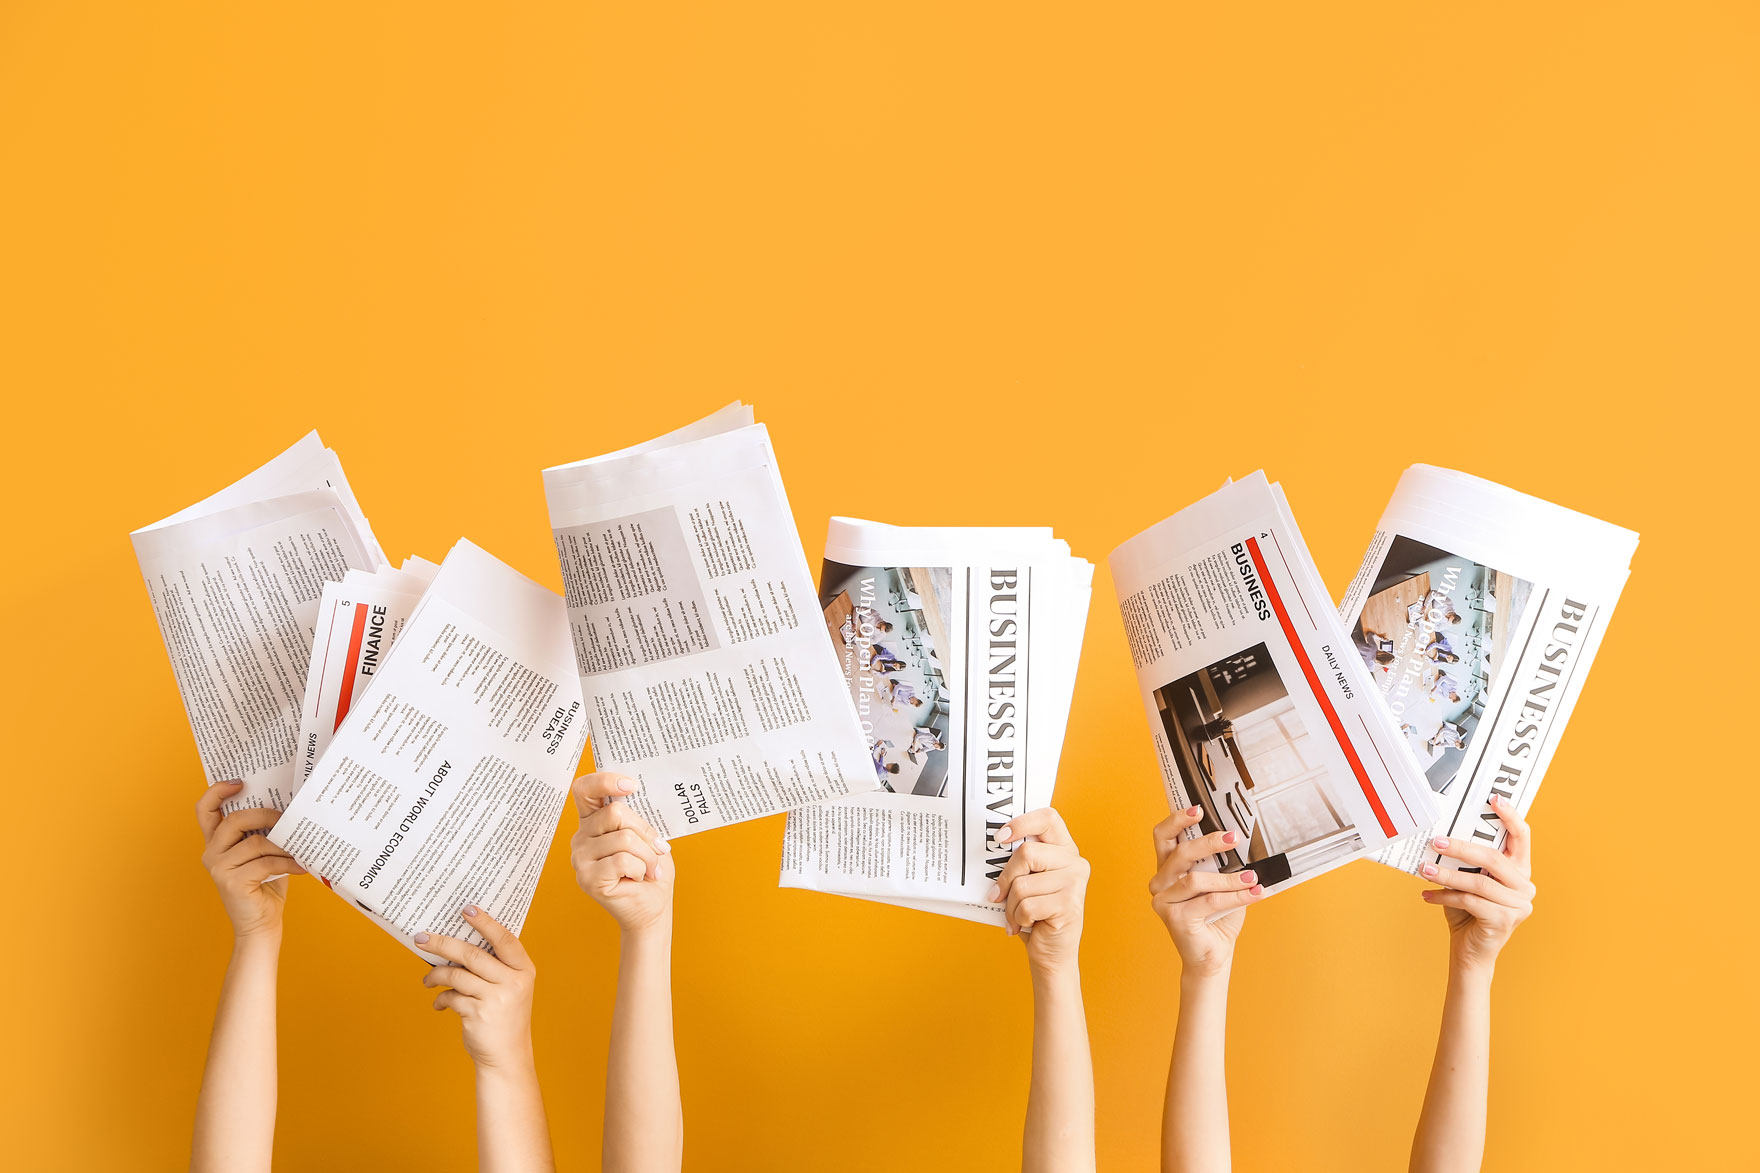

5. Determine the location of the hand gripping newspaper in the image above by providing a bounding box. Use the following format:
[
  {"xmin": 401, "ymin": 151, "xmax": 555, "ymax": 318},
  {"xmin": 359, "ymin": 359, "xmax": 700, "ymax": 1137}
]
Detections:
[
  {"xmin": 778, "ymin": 520, "xmax": 1094, "ymax": 925},
  {"xmin": 131, "ymin": 432, "xmax": 390, "ymax": 813},
  {"xmin": 1337, "ymin": 466, "xmax": 1638, "ymax": 876},
  {"xmin": 1111, "ymin": 473, "xmax": 1438, "ymax": 897},
  {"xmin": 268, "ymin": 539, "xmax": 591, "ymax": 963},
  {"xmin": 541, "ymin": 403, "xmax": 876, "ymax": 839}
]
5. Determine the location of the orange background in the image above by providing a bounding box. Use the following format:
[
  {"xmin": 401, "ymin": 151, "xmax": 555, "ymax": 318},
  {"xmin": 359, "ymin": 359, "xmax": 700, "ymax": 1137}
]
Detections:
[{"xmin": 3, "ymin": 3, "xmax": 1754, "ymax": 1170}]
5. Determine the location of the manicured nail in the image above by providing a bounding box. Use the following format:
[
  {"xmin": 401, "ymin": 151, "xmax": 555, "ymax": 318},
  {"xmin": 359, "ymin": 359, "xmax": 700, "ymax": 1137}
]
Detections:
[
  {"xmin": 463, "ymin": 905, "xmax": 480, "ymax": 918},
  {"xmin": 1240, "ymin": 870, "xmax": 1256, "ymax": 885},
  {"xmin": 654, "ymin": 839, "xmax": 671, "ymax": 855},
  {"xmin": 1223, "ymin": 831, "xmax": 1237, "ymax": 845},
  {"xmin": 987, "ymin": 883, "xmax": 1002, "ymax": 903},
  {"xmin": 618, "ymin": 778, "xmax": 636, "ymax": 793},
  {"xmin": 1186, "ymin": 806, "xmax": 1201, "ymax": 818},
  {"xmin": 1005, "ymin": 923, "xmax": 1017, "ymax": 936},
  {"xmin": 414, "ymin": 932, "xmax": 431, "ymax": 945},
  {"xmin": 1249, "ymin": 884, "xmax": 1264, "ymax": 895},
  {"xmin": 1421, "ymin": 864, "xmax": 1439, "ymax": 879},
  {"xmin": 1432, "ymin": 836, "xmax": 1450, "ymax": 850},
  {"xmin": 997, "ymin": 825, "xmax": 1013, "ymax": 843},
  {"xmin": 1420, "ymin": 890, "xmax": 1434, "ymax": 901}
]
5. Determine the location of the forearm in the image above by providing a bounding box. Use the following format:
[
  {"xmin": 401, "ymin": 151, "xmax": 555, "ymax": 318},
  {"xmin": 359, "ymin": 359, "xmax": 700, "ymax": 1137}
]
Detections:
[
  {"xmin": 1409, "ymin": 960, "xmax": 1494, "ymax": 1173},
  {"xmin": 1022, "ymin": 966, "xmax": 1095, "ymax": 1173},
  {"xmin": 476, "ymin": 1056, "xmax": 555, "ymax": 1173},
  {"xmin": 1163, "ymin": 967, "xmax": 1232, "ymax": 1173},
  {"xmin": 192, "ymin": 932, "xmax": 281, "ymax": 1173},
  {"xmin": 605, "ymin": 919, "xmax": 682, "ymax": 1173}
]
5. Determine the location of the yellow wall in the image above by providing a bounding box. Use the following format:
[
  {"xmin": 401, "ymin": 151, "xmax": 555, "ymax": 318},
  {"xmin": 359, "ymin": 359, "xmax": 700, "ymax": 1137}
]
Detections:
[{"xmin": 3, "ymin": 4, "xmax": 1752, "ymax": 1169}]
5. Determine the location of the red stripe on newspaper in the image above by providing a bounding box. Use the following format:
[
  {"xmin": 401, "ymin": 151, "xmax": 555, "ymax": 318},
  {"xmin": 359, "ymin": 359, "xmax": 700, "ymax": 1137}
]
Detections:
[
  {"xmin": 1244, "ymin": 537, "xmax": 1396, "ymax": 838},
  {"xmin": 333, "ymin": 603, "xmax": 370, "ymax": 731}
]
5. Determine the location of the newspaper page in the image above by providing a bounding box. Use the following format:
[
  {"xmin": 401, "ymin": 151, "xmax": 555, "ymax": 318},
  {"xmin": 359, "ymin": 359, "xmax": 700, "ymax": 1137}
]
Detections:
[
  {"xmin": 268, "ymin": 539, "xmax": 590, "ymax": 963},
  {"xmin": 1337, "ymin": 465, "xmax": 1638, "ymax": 875},
  {"xmin": 293, "ymin": 557, "xmax": 440, "ymax": 791},
  {"xmin": 778, "ymin": 520, "xmax": 1094, "ymax": 925},
  {"xmin": 542, "ymin": 404, "xmax": 876, "ymax": 839},
  {"xmin": 131, "ymin": 433, "xmax": 390, "ymax": 812},
  {"xmin": 1110, "ymin": 473, "xmax": 1438, "ymax": 896}
]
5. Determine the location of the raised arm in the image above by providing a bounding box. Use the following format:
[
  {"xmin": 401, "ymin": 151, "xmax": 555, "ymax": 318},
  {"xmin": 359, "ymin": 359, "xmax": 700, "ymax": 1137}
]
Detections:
[
  {"xmin": 993, "ymin": 807, "xmax": 1096, "ymax": 1173},
  {"xmin": 1409, "ymin": 795, "xmax": 1535, "ymax": 1173},
  {"xmin": 191, "ymin": 780, "xmax": 306, "ymax": 1173},
  {"xmin": 1149, "ymin": 806, "xmax": 1267, "ymax": 1173},
  {"xmin": 419, "ymin": 908, "xmax": 554, "ymax": 1173},
  {"xmin": 572, "ymin": 772, "xmax": 682, "ymax": 1173}
]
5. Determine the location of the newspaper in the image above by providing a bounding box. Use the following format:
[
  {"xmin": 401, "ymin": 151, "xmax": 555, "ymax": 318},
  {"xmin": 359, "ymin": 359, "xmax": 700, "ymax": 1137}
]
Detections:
[
  {"xmin": 1337, "ymin": 466, "xmax": 1638, "ymax": 875},
  {"xmin": 778, "ymin": 520, "xmax": 1094, "ymax": 925},
  {"xmin": 268, "ymin": 539, "xmax": 590, "ymax": 963},
  {"xmin": 292, "ymin": 557, "xmax": 440, "ymax": 791},
  {"xmin": 130, "ymin": 432, "xmax": 389, "ymax": 812},
  {"xmin": 1110, "ymin": 473, "xmax": 1437, "ymax": 896},
  {"xmin": 541, "ymin": 404, "xmax": 876, "ymax": 839}
]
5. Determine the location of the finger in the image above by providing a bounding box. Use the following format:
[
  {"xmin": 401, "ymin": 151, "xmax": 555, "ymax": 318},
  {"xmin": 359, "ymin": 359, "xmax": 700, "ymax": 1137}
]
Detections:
[
  {"xmin": 1419, "ymin": 862, "xmax": 1527, "ymax": 907},
  {"xmin": 1421, "ymin": 889, "xmax": 1511, "ymax": 922},
  {"xmin": 581, "ymin": 828, "xmax": 662, "ymax": 878},
  {"xmin": 196, "ymin": 781, "xmax": 244, "ymax": 838},
  {"xmin": 1429, "ymin": 835, "xmax": 1524, "ymax": 883},
  {"xmin": 413, "ymin": 929, "xmax": 513, "ymax": 981},
  {"xmin": 999, "ymin": 869, "xmax": 1065, "ymax": 905},
  {"xmin": 1197, "ymin": 886, "xmax": 1265, "ymax": 918},
  {"xmin": 461, "ymin": 905, "xmax": 532, "ymax": 971},
  {"xmin": 1172, "ymin": 828, "xmax": 1243, "ymax": 870},
  {"xmin": 590, "ymin": 853, "xmax": 651, "ymax": 887},
  {"xmin": 1010, "ymin": 893, "xmax": 1069, "ymax": 930},
  {"xmin": 1156, "ymin": 865, "xmax": 1259, "ymax": 901},
  {"xmin": 209, "ymin": 807, "xmax": 282, "ymax": 853},
  {"xmin": 217, "ymin": 835, "xmax": 306, "ymax": 874},
  {"xmin": 582, "ymin": 803, "xmax": 670, "ymax": 858},
  {"xmin": 431, "ymin": 989, "xmax": 474, "ymax": 1016},
  {"xmin": 1152, "ymin": 807, "xmax": 1205, "ymax": 865},
  {"xmin": 998, "ymin": 807, "xmax": 1072, "ymax": 848},
  {"xmin": 573, "ymin": 771, "xmax": 638, "ymax": 816},
  {"xmin": 230, "ymin": 856, "xmax": 296, "ymax": 886},
  {"xmin": 1493, "ymin": 794, "xmax": 1532, "ymax": 868},
  {"xmin": 422, "ymin": 965, "xmax": 491, "ymax": 998},
  {"xmin": 992, "ymin": 842, "xmax": 1078, "ymax": 901}
]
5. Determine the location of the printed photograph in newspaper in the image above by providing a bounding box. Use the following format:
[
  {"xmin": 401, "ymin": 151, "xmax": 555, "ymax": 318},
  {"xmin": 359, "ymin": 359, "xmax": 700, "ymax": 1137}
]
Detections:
[
  {"xmin": 1153, "ymin": 641, "xmax": 1367, "ymax": 888},
  {"xmin": 820, "ymin": 560, "xmax": 954, "ymax": 797},
  {"xmin": 1349, "ymin": 536, "xmax": 1534, "ymax": 796}
]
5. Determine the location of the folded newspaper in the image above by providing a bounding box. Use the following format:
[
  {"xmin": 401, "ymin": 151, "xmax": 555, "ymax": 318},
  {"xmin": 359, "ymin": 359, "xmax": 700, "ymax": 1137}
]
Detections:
[
  {"xmin": 1338, "ymin": 466, "xmax": 1638, "ymax": 875},
  {"xmin": 779, "ymin": 520, "xmax": 1094, "ymax": 925},
  {"xmin": 268, "ymin": 539, "xmax": 591, "ymax": 963},
  {"xmin": 542, "ymin": 403, "xmax": 876, "ymax": 839},
  {"xmin": 131, "ymin": 432, "xmax": 390, "ymax": 812},
  {"xmin": 1111, "ymin": 473, "xmax": 1438, "ymax": 896}
]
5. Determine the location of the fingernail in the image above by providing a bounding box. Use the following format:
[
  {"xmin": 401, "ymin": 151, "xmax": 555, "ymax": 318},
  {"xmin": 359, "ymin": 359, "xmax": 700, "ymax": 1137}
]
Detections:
[
  {"xmin": 1432, "ymin": 836, "xmax": 1449, "ymax": 850},
  {"xmin": 1240, "ymin": 871, "xmax": 1256, "ymax": 885},
  {"xmin": 1186, "ymin": 806, "xmax": 1200, "ymax": 817},
  {"xmin": 1005, "ymin": 924, "xmax": 1017, "ymax": 937},
  {"xmin": 1421, "ymin": 864, "xmax": 1438, "ymax": 878},
  {"xmin": 1223, "ymin": 831, "xmax": 1237, "ymax": 845},
  {"xmin": 463, "ymin": 905, "xmax": 480, "ymax": 917},
  {"xmin": 654, "ymin": 839, "xmax": 671, "ymax": 855},
  {"xmin": 414, "ymin": 932, "xmax": 431, "ymax": 945},
  {"xmin": 987, "ymin": 883, "xmax": 1002, "ymax": 903},
  {"xmin": 997, "ymin": 825, "xmax": 1012, "ymax": 843},
  {"xmin": 1420, "ymin": 890, "xmax": 1434, "ymax": 901},
  {"xmin": 618, "ymin": 778, "xmax": 636, "ymax": 793},
  {"xmin": 1249, "ymin": 884, "xmax": 1264, "ymax": 895}
]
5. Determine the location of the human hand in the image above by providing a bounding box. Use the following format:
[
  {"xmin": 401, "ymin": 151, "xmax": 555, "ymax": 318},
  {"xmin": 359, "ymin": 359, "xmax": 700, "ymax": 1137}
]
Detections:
[
  {"xmin": 992, "ymin": 808, "xmax": 1090, "ymax": 980},
  {"xmin": 1148, "ymin": 806, "xmax": 1265, "ymax": 978},
  {"xmin": 418, "ymin": 907, "xmax": 538, "ymax": 1071},
  {"xmin": 196, "ymin": 780, "xmax": 306, "ymax": 940},
  {"xmin": 1420, "ymin": 794, "xmax": 1535, "ymax": 975},
  {"xmin": 570, "ymin": 772, "xmax": 674, "ymax": 935}
]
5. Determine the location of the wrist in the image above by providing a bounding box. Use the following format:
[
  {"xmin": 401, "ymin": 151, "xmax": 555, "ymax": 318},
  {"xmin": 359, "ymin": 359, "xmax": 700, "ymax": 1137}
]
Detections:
[
  {"xmin": 1180, "ymin": 959, "xmax": 1233, "ymax": 988},
  {"xmin": 231, "ymin": 925, "xmax": 283, "ymax": 956},
  {"xmin": 474, "ymin": 1042, "xmax": 538, "ymax": 1078},
  {"xmin": 1029, "ymin": 958, "xmax": 1082, "ymax": 993},
  {"xmin": 1448, "ymin": 949, "xmax": 1497, "ymax": 987}
]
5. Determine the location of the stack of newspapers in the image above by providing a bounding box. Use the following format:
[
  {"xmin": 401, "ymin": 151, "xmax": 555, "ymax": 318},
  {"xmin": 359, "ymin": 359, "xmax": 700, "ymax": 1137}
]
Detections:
[{"xmin": 133, "ymin": 406, "xmax": 1636, "ymax": 962}]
